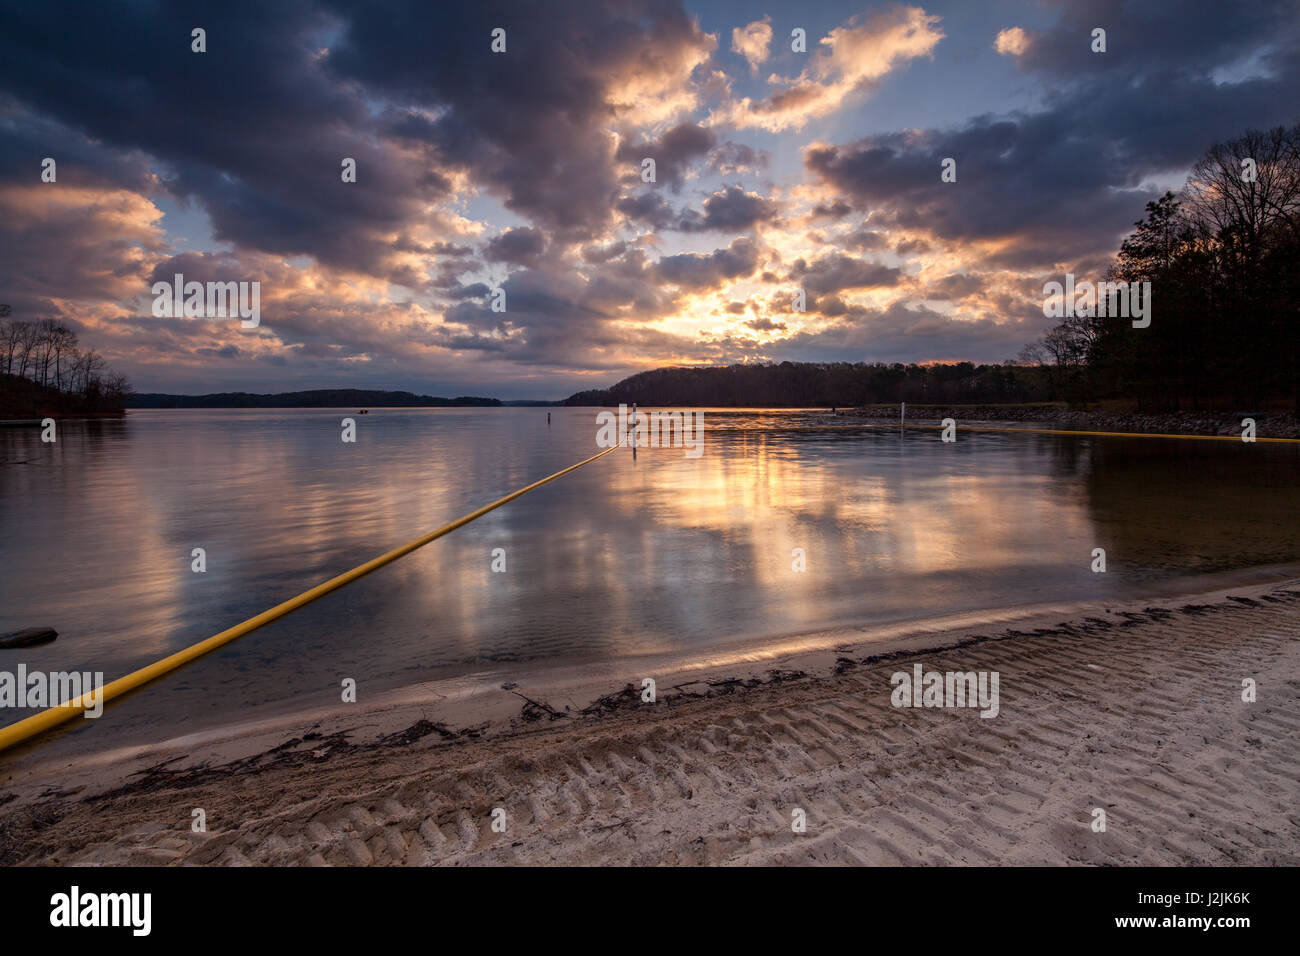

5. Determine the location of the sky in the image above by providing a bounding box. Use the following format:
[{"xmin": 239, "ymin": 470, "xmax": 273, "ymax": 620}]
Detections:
[{"xmin": 1, "ymin": 0, "xmax": 1297, "ymax": 399}]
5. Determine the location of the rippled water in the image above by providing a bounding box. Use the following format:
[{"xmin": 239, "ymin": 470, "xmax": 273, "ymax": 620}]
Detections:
[{"xmin": 2, "ymin": 406, "xmax": 1298, "ymax": 752}]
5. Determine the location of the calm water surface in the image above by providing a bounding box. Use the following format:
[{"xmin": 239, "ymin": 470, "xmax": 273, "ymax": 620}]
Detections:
[{"xmin": 2, "ymin": 407, "xmax": 1297, "ymax": 752}]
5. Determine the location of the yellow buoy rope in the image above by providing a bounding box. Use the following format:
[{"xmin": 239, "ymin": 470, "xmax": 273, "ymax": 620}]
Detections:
[
  {"xmin": 0, "ymin": 443, "xmax": 620, "ymax": 754},
  {"xmin": 709, "ymin": 422, "xmax": 1300, "ymax": 443}
]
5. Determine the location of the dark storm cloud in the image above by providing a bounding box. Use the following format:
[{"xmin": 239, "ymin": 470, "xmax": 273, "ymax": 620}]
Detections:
[
  {"xmin": 619, "ymin": 184, "xmax": 778, "ymax": 234},
  {"xmin": 805, "ymin": 116, "xmax": 1138, "ymax": 270},
  {"xmin": 810, "ymin": 200, "xmax": 852, "ymax": 221},
  {"xmin": 617, "ymin": 122, "xmax": 716, "ymax": 190},
  {"xmin": 446, "ymin": 282, "xmax": 493, "ymax": 300},
  {"xmin": 813, "ymin": 295, "xmax": 847, "ymax": 317},
  {"xmin": 844, "ymin": 227, "xmax": 889, "ymax": 252},
  {"xmin": 325, "ymin": 0, "xmax": 714, "ymax": 239},
  {"xmin": 0, "ymin": 101, "xmax": 157, "ymax": 193},
  {"xmin": 0, "ymin": 0, "xmax": 714, "ymax": 282},
  {"xmin": 145, "ymin": 251, "xmax": 260, "ymax": 289},
  {"xmin": 787, "ymin": 253, "xmax": 900, "ymax": 295},
  {"xmin": 0, "ymin": 0, "xmax": 453, "ymax": 282},
  {"xmin": 655, "ymin": 237, "xmax": 762, "ymax": 291},
  {"xmin": 922, "ymin": 273, "xmax": 987, "ymax": 301},
  {"xmin": 196, "ymin": 345, "xmax": 243, "ymax": 359},
  {"xmin": 677, "ymin": 185, "xmax": 779, "ymax": 232},
  {"xmin": 617, "ymin": 192, "xmax": 679, "ymax": 230},
  {"xmin": 1016, "ymin": 0, "xmax": 1295, "ymax": 81},
  {"xmin": 484, "ymin": 227, "xmax": 547, "ymax": 266},
  {"xmin": 804, "ymin": 2, "xmax": 1300, "ymax": 272}
]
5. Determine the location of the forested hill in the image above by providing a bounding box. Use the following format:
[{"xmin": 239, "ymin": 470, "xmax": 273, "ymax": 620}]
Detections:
[
  {"xmin": 564, "ymin": 362, "xmax": 1053, "ymax": 408},
  {"xmin": 127, "ymin": 389, "xmax": 501, "ymax": 408}
]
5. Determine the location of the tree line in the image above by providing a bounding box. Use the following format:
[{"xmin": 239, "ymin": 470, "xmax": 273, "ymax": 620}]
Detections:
[
  {"xmin": 0, "ymin": 308, "xmax": 131, "ymax": 412},
  {"xmin": 1021, "ymin": 124, "xmax": 1300, "ymax": 410},
  {"xmin": 128, "ymin": 389, "xmax": 500, "ymax": 408},
  {"xmin": 565, "ymin": 360, "xmax": 1055, "ymax": 407}
]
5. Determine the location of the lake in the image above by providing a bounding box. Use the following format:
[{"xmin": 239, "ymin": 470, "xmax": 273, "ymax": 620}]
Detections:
[{"xmin": 2, "ymin": 406, "xmax": 1298, "ymax": 753}]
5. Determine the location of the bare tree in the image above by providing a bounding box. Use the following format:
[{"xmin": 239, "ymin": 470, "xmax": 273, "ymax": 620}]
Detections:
[
  {"xmin": 1016, "ymin": 341, "xmax": 1046, "ymax": 366},
  {"xmin": 79, "ymin": 349, "xmax": 106, "ymax": 397},
  {"xmin": 2, "ymin": 317, "xmax": 131, "ymax": 411},
  {"xmin": 1184, "ymin": 125, "xmax": 1300, "ymax": 265},
  {"xmin": 2, "ymin": 319, "xmax": 23, "ymax": 376},
  {"xmin": 14, "ymin": 321, "xmax": 39, "ymax": 379},
  {"xmin": 51, "ymin": 323, "xmax": 76, "ymax": 391}
]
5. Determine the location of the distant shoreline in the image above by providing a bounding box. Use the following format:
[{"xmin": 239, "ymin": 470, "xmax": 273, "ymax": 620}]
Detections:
[
  {"xmin": 844, "ymin": 404, "xmax": 1300, "ymax": 439},
  {"xmin": 126, "ymin": 388, "xmax": 510, "ymax": 409},
  {"xmin": 111, "ymin": 401, "xmax": 1300, "ymax": 439}
]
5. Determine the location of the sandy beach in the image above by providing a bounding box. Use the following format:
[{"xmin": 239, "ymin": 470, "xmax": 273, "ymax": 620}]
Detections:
[{"xmin": 1, "ymin": 579, "xmax": 1297, "ymax": 866}]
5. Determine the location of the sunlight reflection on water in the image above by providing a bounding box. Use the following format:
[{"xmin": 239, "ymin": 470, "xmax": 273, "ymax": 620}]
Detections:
[{"xmin": 2, "ymin": 406, "xmax": 1297, "ymax": 749}]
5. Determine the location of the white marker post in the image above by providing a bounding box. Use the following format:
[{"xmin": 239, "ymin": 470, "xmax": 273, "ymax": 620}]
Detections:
[{"xmin": 630, "ymin": 402, "xmax": 638, "ymax": 461}]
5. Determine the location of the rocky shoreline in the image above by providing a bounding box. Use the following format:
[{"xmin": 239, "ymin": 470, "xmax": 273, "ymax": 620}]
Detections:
[{"xmin": 849, "ymin": 404, "xmax": 1300, "ymax": 438}]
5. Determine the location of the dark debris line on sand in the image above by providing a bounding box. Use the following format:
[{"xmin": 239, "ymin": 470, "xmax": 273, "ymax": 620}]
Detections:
[{"xmin": 1, "ymin": 587, "xmax": 1296, "ymax": 865}]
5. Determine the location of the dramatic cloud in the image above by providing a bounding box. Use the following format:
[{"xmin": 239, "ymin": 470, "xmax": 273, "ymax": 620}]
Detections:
[
  {"xmin": 994, "ymin": 27, "xmax": 1030, "ymax": 57},
  {"xmin": 713, "ymin": 6, "xmax": 944, "ymax": 132},
  {"xmin": 731, "ymin": 17, "xmax": 772, "ymax": 72},
  {"xmin": 680, "ymin": 186, "xmax": 779, "ymax": 232},
  {"xmin": 1, "ymin": 0, "xmax": 1295, "ymax": 398},
  {"xmin": 485, "ymin": 228, "xmax": 547, "ymax": 266},
  {"xmin": 788, "ymin": 253, "xmax": 901, "ymax": 295},
  {"xmin": 617, "ymin": 122, "xmax": 716, "ymax": 190},
  {"xmin": 656, "ymin": 237, "xmax": 763, "ymax": 291}
]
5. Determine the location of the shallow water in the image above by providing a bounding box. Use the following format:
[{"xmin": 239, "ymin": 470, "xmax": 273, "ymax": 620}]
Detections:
[{"xmin": 2, "ymin": 407, "xmax": 1297, "ymax": 752}]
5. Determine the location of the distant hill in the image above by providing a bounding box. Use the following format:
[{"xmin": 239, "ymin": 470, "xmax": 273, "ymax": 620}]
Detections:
[
  {"xmin": 564, "ymin": 362, "xmax": 1052, "ymax": 407},
  {"xmin": 127, "ymin": 389, "xmax": 501, "ymax": 409}
]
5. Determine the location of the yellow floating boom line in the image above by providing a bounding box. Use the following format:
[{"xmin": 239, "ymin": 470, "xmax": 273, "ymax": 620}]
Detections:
[
  {"xmin": 709, "ymin": 422, "xmax": 1300, "ymax": 443},
  {"xmin": 0, "ymin": 444, "xmax": 620, "ymax": 755}
]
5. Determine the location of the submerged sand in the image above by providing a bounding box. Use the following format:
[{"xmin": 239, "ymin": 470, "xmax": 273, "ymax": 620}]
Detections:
[{"xmin": 1, "ymin": 581, "xmax": 1297, "ymax": 866}]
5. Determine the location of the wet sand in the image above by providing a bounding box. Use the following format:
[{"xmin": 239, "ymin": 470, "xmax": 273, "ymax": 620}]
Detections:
[{"xmin": 1, "ymin": 580, "xmax": 1297, "ymax": 866}]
